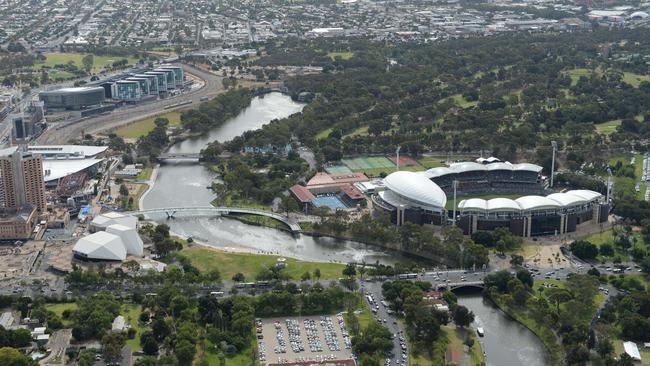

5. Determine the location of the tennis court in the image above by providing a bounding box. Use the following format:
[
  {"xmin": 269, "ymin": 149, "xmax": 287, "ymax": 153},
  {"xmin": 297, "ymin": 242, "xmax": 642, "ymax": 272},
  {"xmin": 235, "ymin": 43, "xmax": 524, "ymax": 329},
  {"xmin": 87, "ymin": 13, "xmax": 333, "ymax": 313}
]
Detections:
[
  {"xmin": 342, "ymin": 157, "xmax": 395, "ymax": 171},
  {"xmin": 325, "ymin": 165, "xmax": 353, "ymax": 174},
  {"xmin": 313, "ymin": 196, "xmax": 348, "ymax": 210}
]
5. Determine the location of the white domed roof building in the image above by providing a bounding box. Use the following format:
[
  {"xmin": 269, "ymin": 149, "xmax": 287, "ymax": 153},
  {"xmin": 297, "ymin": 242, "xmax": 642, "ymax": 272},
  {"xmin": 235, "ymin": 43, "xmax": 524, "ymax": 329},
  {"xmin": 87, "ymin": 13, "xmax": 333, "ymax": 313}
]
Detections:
[
  {"xmin": 73, "ymin": 231, "xmax": 127, "ymax": 261},
  {"xmin": 373, "ymin": 171, "xmax": 448, "ymax": 225}
]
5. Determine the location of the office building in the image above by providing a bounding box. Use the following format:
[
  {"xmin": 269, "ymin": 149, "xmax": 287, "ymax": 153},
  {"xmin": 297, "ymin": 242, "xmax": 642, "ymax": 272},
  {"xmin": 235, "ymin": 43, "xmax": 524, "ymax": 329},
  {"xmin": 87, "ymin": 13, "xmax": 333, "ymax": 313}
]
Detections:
[{"xmin": 0, "ymin": 146, "xmax": 46, "ymax": 212}]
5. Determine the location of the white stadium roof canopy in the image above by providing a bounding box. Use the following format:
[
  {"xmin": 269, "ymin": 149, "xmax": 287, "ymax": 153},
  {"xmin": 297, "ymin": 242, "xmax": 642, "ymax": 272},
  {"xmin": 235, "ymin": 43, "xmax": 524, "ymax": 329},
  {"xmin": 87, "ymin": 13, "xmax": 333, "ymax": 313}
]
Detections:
[
  {"xmin": 42, "ymin": 158, "xmax": 104, "ymax": 182},
  {"xmin": 425, "ymin": 161, "xmax": 542, "ymax": 178},
  {"xmin": 458, "ymin": 190, "xmax": 602, "ymax": 214},
  {"xmin": 382, "ymin": 171, "xmax": 447, "ymax": 210}
]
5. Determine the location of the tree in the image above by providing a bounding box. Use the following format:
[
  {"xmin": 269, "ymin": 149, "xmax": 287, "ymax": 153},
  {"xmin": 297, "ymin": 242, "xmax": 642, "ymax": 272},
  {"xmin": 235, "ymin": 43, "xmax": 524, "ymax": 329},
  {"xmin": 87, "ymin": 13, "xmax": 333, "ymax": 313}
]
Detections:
[
  {"xmin": 232, "ymin": 272, "xmax": 245, "ymax": 282},
  {"xmin": 342, "ymin": 263, "xmax": 357, "ymax": 278},
  {"xmin": 175, "ymin": 339, "xmax": 196, "ymax": 366},
  {"xmin": 570, "ymin": 240, "xmax": 599, "ymax": 260},
  {"xmin": 546, "ymin": 288, "xmax": 572, "ymax": 314},
  {"xmin": 313, "ymin": 268, "xmax": 321, "ymax": 281},
  {"xmin": 516, "ymin": 269, "xmax": 534, "ymax": 288},
  {"xmin": 0, "ymin": 347, "xmax": 35, "ymax": 366},
  {"xmin": 101, "ymin": 333, "xmax": 125, "ymax": 364},
  {"xmin": 597, "ymin": 337, "xmax": 613, "ymax": 358},
  {"xmin": 301, "ymin": 271, "xmax": 311, "ymax": 282},
  {"xmin": 119, "ymin": 184, "xmax": 129, "ymax": 197},
  {"xmin": 280, "ymin": 196, "xmax": 299, "ymax": 216},
  {"xmin": 452, "ymin": 305, "xmax": 474, "ymax": 328},
  {"xmin": 10, "ymin": 329, "xmax": 31, "ymax": 347},
  {"xmin": 81, "ymin": 54, "xmax": 94, "ymax": 73}
]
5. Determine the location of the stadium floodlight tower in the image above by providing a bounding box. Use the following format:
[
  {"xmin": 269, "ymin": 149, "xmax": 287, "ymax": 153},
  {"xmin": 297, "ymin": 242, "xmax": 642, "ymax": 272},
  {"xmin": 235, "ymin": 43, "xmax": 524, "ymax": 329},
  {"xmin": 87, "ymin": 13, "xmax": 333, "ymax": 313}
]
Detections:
[
  {"xmin": 606, "ymin": 167, "xmax": 613, "ymax": 203},
  {"xmin": 396, "ymin": 145, "xmax": 401, "ymax": 171},
  {"xmin": 452, "ymin": 180, "xmax": 458, "ymax": 226},
  {"xmin": 550, "ymin": 140, "xmax": 558, "ymax": 188}
]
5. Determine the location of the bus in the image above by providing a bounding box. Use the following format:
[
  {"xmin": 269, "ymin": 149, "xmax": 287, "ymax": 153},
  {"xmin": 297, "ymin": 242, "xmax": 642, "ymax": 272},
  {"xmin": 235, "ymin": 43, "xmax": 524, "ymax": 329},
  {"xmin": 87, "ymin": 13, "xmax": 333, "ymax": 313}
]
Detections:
[
  {"xmin": 210, "ymin": 291, "xmax": 225, "ymax": 297},
  {"xmin": 397, "ymin": 273, "xmax": 418, "ymax": 280}
]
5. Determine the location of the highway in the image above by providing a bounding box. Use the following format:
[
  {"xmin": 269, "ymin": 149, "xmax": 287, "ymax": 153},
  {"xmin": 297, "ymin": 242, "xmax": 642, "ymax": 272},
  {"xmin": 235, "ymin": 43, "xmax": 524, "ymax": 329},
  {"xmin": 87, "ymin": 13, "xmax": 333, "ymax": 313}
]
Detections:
[{"xmin": 36, "ymin": 64, "xmax": 223, "ymax": 144}]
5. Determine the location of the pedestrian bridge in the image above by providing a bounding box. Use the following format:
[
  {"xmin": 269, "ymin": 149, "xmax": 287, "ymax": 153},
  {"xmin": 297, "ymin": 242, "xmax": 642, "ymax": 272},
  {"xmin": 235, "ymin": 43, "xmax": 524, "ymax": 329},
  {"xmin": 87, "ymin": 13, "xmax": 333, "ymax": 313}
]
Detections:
[
  {"xmin": 128, "ymin": 206, "xmax": 301, "ymax": 233},
  {"xmin": 158, "ymin": 153, "xmax": 201, "ymax": 161},
  {"xmin": 436, "ymin": 281, "xmax": 485, "ymax": 291}
]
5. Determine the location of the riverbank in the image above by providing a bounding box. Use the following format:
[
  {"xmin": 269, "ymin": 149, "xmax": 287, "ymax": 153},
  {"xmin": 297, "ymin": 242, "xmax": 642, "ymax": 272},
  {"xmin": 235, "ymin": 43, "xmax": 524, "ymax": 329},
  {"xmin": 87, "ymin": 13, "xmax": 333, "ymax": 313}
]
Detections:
[
  {"xmin": 485, "ymin": 293, "xmax": 562, "ymax": 365},
  {"xmin": 177, "ymin": 245, "xmax": 346, "ymax": 281}
]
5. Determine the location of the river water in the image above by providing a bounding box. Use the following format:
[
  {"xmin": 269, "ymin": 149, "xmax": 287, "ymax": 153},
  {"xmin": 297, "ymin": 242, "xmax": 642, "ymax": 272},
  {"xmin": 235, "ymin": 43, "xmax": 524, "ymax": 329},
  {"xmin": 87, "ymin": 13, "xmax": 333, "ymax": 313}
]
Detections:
[
  {"xmin": 458, "ymin": 293, "xmax": 551, "ymax": 366},
  {"xmin": 141, "ymin": 93, "xmax": 402, "ymax": 264}
]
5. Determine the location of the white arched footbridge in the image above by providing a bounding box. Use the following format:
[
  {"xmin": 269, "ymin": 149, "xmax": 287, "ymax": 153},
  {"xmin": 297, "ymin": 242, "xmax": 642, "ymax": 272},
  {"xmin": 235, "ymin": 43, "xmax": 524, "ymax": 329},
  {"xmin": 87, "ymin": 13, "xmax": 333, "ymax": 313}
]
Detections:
[{"xmin": 128, "ymin": 206, "xmax": 301, "ymax": 233}]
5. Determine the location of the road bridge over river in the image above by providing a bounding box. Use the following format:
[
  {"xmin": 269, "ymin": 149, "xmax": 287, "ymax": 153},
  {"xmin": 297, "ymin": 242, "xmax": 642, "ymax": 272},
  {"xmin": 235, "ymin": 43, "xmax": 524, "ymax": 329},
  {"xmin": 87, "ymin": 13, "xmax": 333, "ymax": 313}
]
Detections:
[{"xmin": 128, "ymin": 206, "xmax": 301, "ymax": 233}]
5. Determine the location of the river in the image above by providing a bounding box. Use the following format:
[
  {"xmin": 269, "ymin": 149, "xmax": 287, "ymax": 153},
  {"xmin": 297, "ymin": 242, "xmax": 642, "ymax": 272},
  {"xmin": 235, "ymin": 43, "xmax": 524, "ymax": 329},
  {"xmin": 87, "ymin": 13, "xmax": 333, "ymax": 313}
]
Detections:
[
  {"xmin": 141, "ymin": 92, "xmax": 403, "ymax": 264},
  {"xmin": 458, "ymin": 292, "xmax": 551, "ymax": 366}
]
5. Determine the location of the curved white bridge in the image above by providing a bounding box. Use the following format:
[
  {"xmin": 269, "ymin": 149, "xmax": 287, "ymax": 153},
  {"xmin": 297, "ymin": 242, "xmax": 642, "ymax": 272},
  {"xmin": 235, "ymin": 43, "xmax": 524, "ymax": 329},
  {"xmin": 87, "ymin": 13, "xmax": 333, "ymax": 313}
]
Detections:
[{"xmin": 127, "ymin": 206, "xmax": 301, "ymax": 233}]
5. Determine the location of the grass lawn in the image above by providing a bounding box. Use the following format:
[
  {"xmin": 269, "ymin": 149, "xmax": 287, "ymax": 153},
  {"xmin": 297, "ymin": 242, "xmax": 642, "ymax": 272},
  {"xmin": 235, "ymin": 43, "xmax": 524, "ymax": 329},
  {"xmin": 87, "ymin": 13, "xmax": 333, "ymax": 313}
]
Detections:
[
  {"xmin": 122, "ymin": 304, "xmax": 147, "ymax": 352},
  {"xmin": 442, "ymin": 94, "xmax": 478, "ymax": 108},
  {"xmin": 595, "ymin": 119, "xmax": 622, "ymax": 135},
  {"xmin": 357, "ymin": 165, "xmax": 423, "ymax": 177},
  {"xmin": 136, "ymin": 168, "xmax": 153, "ymax": 181},
  {"xmin": 566, "ymin": 68, "xmax": 599, "ymax": 86},
  {"xmin": 133, "ymin": 184, "xmax": 149, "ymax": 210},
  {"xmin": 203, "ymin": 337, "xmax": 256, "ymax": 366},
  {"xmin": 445, "ymin": 192, "xmax": 525, "ymax": 210},
  {"xmin": 37, "ymin": 52, "xmax": 139, "ymax": 73},
  {"xmin": 417, "ymin": 156, "xmax": 446, "ymax": 169},
  {"xmin": 48, "ymin": 70, "xmax": 76, "ymax": 81},
  {"xmin": 46, "ymin": 303, "xmax": 77, "ymax": 327},
  {"xmin": 343, "ymin": 126, "xmax": 369, "ymax": 138},
  {"xmin": 622, "ymin": 72, "xmax": 650, "ymax": 88},
  {"xmin": 315, "ymin": 127, "xmax": 333, "ymax": 140},
  {"xmin": 327, "ymin": 51, "xmax": 354, "ymax": 60},
  {"xmin": 177, "ymin": 247, "xmax": 345, "ymax": 281},
  {"xmin": 115, "ymin": 110, "xmax": 185, "ymax": 139}
]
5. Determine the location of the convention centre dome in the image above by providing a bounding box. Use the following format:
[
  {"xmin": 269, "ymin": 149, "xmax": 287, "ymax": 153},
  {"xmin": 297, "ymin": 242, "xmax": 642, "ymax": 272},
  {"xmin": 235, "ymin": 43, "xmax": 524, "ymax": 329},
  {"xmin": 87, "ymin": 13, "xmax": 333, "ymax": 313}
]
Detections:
[{"xmin": 383, "ymin": 171, "xmax": 447, "ymax": 210}]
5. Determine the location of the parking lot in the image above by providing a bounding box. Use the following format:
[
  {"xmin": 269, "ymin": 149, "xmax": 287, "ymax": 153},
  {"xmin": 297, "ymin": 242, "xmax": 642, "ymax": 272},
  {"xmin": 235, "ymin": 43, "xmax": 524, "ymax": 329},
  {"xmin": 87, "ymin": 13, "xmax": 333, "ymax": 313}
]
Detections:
[{"xmin": 257, "ymin": 315, "xmax": 354, "ymax": 365}]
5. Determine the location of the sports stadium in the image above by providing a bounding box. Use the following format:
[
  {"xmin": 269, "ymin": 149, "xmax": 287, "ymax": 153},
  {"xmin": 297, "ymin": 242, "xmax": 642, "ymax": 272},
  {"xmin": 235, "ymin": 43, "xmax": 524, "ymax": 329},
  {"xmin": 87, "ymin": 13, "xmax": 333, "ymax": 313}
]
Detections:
[{"xmin": 372, "ymin": 159, "xmax": 609, "ymax": 237}]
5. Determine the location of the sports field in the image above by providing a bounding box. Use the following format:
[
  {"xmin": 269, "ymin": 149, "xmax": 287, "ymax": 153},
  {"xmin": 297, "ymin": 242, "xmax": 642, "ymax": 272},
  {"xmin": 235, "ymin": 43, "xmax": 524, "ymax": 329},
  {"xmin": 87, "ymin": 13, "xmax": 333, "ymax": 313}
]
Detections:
[
  {"xmin": 325, "ymin": 165, "xmax": 353, "ymax": 174},
  {"xmin": 342, "ymin": 156, "xmax": 395, "ymax": 170}
]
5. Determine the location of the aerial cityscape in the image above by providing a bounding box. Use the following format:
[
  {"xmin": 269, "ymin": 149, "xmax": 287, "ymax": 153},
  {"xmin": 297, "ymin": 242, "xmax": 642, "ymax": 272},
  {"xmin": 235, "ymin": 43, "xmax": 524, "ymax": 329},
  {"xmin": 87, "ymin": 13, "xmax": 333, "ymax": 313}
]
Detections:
[{"xmin": 0, "ymin": 0, "xmax": 649, "ymax": 365}]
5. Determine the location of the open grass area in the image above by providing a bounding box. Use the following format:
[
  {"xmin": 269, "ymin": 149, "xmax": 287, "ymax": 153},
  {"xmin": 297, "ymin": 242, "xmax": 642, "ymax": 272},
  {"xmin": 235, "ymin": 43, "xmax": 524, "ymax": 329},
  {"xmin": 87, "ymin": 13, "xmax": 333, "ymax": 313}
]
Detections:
[
  {"xmin": 357, "ymin": 165, "xmax": 423, "ymax": 177},
  {"xmin": 441, "ymin": 94, "xmax": 478, "ymax": 108},
  {"xmin": 122, "ymin": 304, "xmax": 147, "ymax": 352},
  {"xmin": 46, "ymin": 303, "xmax": 77, "ymax": 327},
  {"xmin": 48, "ymin": 70, "xmax": 76, "ymax": 81},
  {"xmin": 203, "ymin": 337, "xmax": 256, "ymax": 366},
  {"xmin": 622, "ymin": 72, "xmax": 650, "ymax": 88},
  {"xmin": 565, "ymin": 67, "xmax": 650, "ymax": 88},
  {"xmin": 566, "ymin": 68, "xmax": 598, "ymax": 86},
  {"xmin": 177, "ymin": 247, "xmax": 345, "ymax": 281},
  {"xmin": 136, "ymin": 168, "xmax": 153, "ymax": 181},
  {"xmin": 115, "ymin": 110, "xmax": 185, "ymax": 139},
  {"xmin": 417, "ymin": 156, "xmax": 446, "ymax": 169},
  {"xmin": 445, "ymin": 192, "xmax": 525, "ymax": 210},
  {"xmin": 595, "ymin": 119, "xmax": 622, "ymax": 135},
  {"xmin": 315, "ymin": 127, "xmax": 333, "ymax": 140},
  {"xmin": 36, "ymin": 52, "xmax": 139, "ymax": 73},
  {"xmin": 327, "ymin": 51, "xmax": 354, "ymax": 60},
  {"xmin": 343, "ymin": 126, "xmax": 369, "ymax": 138}
]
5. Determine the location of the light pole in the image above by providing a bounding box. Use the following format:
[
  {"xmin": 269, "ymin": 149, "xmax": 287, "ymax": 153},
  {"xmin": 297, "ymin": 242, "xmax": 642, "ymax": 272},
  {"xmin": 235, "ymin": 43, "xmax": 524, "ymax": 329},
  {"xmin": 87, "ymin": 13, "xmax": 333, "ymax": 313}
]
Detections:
[
  {"xmin": 396, "ymin": 145, "xmax": 401, "ymax": 172},
  {"xmin": 452, "ymin": 180, "xmax": 458, "ymax": 226},
  {"xmin": 550, "ymin": 140, "xmax": 558, "ymax": 188},
  {"xmin": 606, "ymin": 167, "xmax": 613, "ymax": 203}
]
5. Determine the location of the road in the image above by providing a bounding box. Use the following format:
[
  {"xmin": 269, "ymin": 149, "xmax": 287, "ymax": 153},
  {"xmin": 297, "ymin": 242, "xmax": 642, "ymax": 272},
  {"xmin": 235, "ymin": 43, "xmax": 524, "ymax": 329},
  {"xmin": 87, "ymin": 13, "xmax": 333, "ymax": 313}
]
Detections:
[
  {"xmin": 39, "ymin": 329, "xmax": 72, "ymax": 366},
  {"xmin": 36, "ymin": 64, "xmax": 223, "ymax": 144},
  {"xmin": 362, "ymin": 280, "xmax": 407, "ymax": 366}
]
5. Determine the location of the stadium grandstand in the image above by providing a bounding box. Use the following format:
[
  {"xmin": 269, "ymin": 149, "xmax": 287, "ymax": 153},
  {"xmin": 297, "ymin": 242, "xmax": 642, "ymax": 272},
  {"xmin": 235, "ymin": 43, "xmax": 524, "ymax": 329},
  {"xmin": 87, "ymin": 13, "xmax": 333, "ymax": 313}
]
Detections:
[
  {"xmin": 456, "ymin": 190, "xmax": 608, "ymax": 237},
  {"xmin": 425, "ymin": 161, "xmax": 544, "ymax": 195}
]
